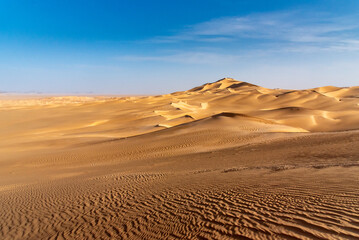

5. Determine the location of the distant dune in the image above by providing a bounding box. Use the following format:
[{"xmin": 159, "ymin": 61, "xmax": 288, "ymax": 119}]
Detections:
[{"xmin": 1, "ymin": 78, "xmax": 359, "ymax": 239}]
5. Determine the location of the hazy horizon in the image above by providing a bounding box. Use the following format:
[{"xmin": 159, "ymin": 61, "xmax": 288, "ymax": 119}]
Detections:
[
  {"xmin": 1, "ymin": 0, "xmax": 359, "ymax": 94},
  {"xmin": 0, "ymin": 76, "xmax": 358, "ymax": 96}
]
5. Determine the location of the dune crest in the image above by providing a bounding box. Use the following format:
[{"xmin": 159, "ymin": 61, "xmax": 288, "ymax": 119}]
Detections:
[
  {"xmin": 1, "ymin": 78, "xmax": 358, "ymax": 153},
  {"xmin": 1, "ymin": 78, "xmax": 359, "ymax": 239}
]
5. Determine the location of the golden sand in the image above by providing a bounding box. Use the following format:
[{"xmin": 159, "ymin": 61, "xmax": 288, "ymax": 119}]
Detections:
[{"xmin": 1, "ymin": 78, "xmax": 359, "ymax": 239}]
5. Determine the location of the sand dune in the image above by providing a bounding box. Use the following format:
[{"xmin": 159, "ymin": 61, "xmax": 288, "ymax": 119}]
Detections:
[{"xmin": 1, "ymin": 78, "xmax": 359, "ymax": 239}]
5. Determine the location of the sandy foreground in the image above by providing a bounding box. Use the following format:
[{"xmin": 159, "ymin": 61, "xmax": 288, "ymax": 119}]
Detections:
[{"xmin": 1, "ymin": 78, "xmax": 359, "ymax": 239}]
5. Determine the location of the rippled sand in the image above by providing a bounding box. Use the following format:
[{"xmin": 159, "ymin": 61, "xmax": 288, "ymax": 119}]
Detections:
[{"xmin": 1, "ymin": 78, "xmax": 359, "ymax": 239}]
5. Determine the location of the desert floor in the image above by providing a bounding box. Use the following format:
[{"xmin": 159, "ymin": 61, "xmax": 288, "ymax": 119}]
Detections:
[{"xmin": 1, "ymin": 78, "xmax": 359, "ymax": 239}]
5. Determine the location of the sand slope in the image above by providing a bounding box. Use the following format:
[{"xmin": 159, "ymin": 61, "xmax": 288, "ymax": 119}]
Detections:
[{"xmin": 1, "ymin": 78, "xmax": 359, "ymax": 239}]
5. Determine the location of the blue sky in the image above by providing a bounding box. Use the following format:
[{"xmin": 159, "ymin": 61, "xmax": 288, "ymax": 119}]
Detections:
[{"xmin": 1, "ymin": 0, "xmax": 359, "ymax": 94}]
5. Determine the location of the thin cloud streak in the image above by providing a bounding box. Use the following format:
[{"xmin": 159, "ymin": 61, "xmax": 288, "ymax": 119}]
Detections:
[
  {"xmin": 150, "ymin": 11, "xmax": 359, "ymax": 52},
  {"xmin": 117, "ymin": 11, "xmax": 359, "ymax": 68}
]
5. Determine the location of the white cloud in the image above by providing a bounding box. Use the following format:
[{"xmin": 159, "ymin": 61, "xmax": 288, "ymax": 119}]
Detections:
[
  {"xmin": 151, "ymin": 11, "xmax": 359, "ymax": 52},
  {"xmin": 118, "ymin": 11, "xmax": 359, "ymax": 66}
]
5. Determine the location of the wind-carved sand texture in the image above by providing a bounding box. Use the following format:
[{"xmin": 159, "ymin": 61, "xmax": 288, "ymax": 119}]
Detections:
[{"xmin": 1, "ymin": 78, "xmax": 359, "ymax": 239}]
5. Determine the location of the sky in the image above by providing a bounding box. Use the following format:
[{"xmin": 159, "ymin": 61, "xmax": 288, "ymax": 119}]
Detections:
[{"xmin": 1, "ymin": 0, "xmax": 359, "ymax": 94}]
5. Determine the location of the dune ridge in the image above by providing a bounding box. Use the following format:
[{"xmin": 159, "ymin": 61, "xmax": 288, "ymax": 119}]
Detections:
[{"xmin": 1, "ymin": 78, "xmax": 359, "ymax": 239}]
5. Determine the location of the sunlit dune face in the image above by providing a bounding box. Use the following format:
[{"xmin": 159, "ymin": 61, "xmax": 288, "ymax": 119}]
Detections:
[
  {"xmin": 1, "ymin": 78, "xmax": 359, "ymax": 239},
  {"xmin": 1, "ymin": 78, "xmax": 358, "ymax": 153}
]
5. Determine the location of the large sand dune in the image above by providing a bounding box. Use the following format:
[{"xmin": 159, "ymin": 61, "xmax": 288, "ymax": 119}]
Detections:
[{"xmin": 1, "ymin": 78, "xmax": 359, "ymax": 239}]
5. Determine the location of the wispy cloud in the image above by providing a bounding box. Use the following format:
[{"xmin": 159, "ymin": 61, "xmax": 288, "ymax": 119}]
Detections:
[
  {"xmin": 151, "ymin": 11, "xmax": 359, "ymax": 52},
  {"xmin": 118, "ymin": 11, "xmax": 359, "ymax": 65}
]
